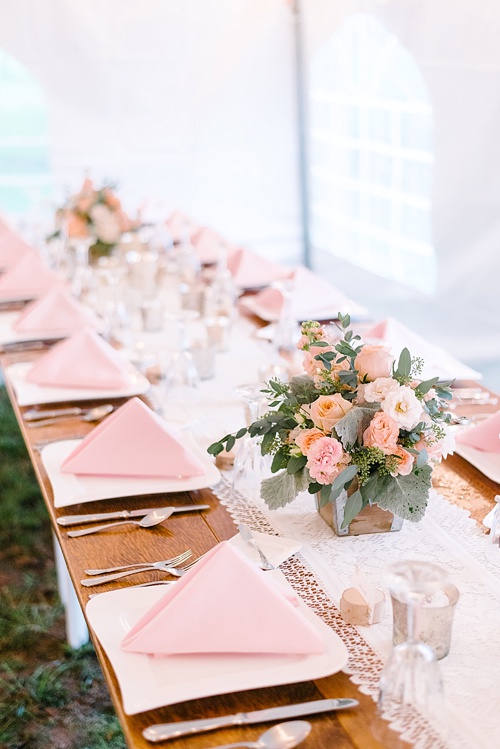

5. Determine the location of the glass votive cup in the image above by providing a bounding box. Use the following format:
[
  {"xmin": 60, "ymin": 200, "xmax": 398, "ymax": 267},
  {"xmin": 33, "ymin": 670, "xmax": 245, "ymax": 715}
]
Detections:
[
  {"xmin": 205, "ymin": 315, "xmax": 232, "ymax": 352},
  {"xmin": 190, "ymin": 342, "xmax": 216, "ymax": 380},
  {"xmin": 139, "ymin": 298, "xmax": 165, "ymax": 332},
  {"xmin": 391, "ymin": 583, "xmax": 460, "ymax": 659}
]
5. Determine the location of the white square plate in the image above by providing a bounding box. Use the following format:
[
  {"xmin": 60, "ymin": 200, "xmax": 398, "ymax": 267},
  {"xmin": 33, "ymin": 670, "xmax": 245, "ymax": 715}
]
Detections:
[
  {"xmin": 5, "ymin": 360, "xmax": 150, "ymax": 406},
  {"xmin": 0, "ymin": 310, "xmax": 102, "ymax": 345},
  {"xmin": 41, "ymin": 435, "xmax": 221, "ymax": 507},
  {"xmin": 86, "ymin": 574, "xmax": 348, "ymax": 715},
  {"xmin": 454, "ymin": 444, "xmax": 500, "ymax": 484},
  {"xmin": 240, "ymin": 295, "xmax": 368, "ymax": 323}
]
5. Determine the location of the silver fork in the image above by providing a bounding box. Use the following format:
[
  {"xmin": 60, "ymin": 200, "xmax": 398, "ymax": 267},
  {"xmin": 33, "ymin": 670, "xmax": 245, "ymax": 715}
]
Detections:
[
  {"xmin": 81, "ymin": 553, "xmax": 197, "ymax": 587},
  {"xmin": 85, "ymin": 550, "xmax": 192, "ymax": 576}
]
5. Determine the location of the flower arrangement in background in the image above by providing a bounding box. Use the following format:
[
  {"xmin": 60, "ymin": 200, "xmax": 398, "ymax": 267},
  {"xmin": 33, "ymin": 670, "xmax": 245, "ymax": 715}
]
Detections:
[
  {"xmin": 57, "ymin": 178, "xmax": 137, "ymax": 260},
  {"xmin": 209, "ymin": 314, "xmax": 455, "ymax": 528}
]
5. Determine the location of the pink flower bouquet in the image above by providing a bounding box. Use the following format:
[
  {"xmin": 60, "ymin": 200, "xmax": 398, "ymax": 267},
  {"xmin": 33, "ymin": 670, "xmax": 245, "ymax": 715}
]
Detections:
[{"xmin": 209, "ymin": 315, "xmax": 455, "ymax": 528}]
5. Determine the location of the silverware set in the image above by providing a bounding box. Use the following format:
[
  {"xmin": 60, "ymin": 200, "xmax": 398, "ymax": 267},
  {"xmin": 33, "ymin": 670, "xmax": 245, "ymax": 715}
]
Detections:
[{"xmin": 81, "ymin": 549, "xmax": 195, "ymax": 587}]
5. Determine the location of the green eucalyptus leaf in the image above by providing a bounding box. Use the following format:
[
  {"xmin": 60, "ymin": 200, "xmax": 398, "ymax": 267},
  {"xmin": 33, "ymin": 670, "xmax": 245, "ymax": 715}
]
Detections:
[
  {"xmin": 287, "ymin": 454, "xmax": 308, "ymax": 474},
  {"xmin": 415, "ymin": 376, "xmax": 440, "ymax": 396},
  {"xmin": 331, "ymin": 464, "xmax": 358, "ymax": 493},
  {"xmin": 396, "ymin": 347, "xmax": 412, "ymax": 377},
  {"xmin": 416, "ymin": 448, "xmax": 429, "ymax": 468},
  {"xmin": 340, "ymin": 489, "xmax": 364, "ymax": 528},
  {"xmin": 271, "ymin": 448, "xmax": 289, "ymax": 473}
]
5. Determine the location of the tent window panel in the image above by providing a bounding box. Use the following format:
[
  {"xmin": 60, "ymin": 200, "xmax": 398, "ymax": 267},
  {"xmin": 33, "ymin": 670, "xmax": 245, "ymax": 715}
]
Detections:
[{"xmin": 309, "ymin": 12, "xmax": 436, "ymax": 294}]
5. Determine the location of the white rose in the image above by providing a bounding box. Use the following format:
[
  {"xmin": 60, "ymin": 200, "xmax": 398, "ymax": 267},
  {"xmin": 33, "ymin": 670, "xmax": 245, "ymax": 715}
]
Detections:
[
  {"xmin": 363, "ymin": 377, "xmax": 400, "ymax": 403},
  {"xmin": 439, "ymin": 425, "xmax": 455, "ymax": 460},
  {"xmin": 381, "ymin": 385, "xmax": 423, "ymax": 431},
  {"xmin": 90, "ymin": 204, "xmax": 122, "ymax": 244}
]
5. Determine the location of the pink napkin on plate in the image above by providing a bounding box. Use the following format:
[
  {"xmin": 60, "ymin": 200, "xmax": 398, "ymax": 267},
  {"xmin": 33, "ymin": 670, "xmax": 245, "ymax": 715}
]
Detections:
[
  {"xmin": 121, "ymin": 541, "xmax": 325, "ymax": 656},
  {"xmin": 13, "ymin": 287, "xmax": 99, "ymax": 334},
  {"xmin": 61, "ymin": 396, "xmax": 205, "ymax": 478},
  {"xmin": 191, "ymin": 227, "xmax": 237, "ymax": 265},
  {"xmin": 26, "ymin": 328, "xmax": 132, "ymax": 390},
  {"xmin": 227, "ymin": 247, "xmax": 288, "ymax": 289},
  {"xmin": 166, "ymin": 211, "xmax": 199, "ymax": 243},
  {"xmin": 0, "ymin": 252, "xmax": 60, "ymax": 298},
  {"xmin": 0, "ymin": 232, "xmax": 35, "ymax": 270},
  {"xmin": 456, "ymin": 410, "xmax": 500, "ymax": 453}
]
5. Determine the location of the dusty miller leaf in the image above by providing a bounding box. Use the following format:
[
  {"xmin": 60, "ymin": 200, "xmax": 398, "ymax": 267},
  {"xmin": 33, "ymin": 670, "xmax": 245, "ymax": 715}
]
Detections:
[
  {"xmin": 363, "ymin": 466, "xmax": 432, "ymax": 522},
  {"xmin": 334, "ymin": 405, "xmax": 378, "ymax": 447},
  {"xmin": 260, "ymin": 468, "xmax": 310, "ymax": 510}
]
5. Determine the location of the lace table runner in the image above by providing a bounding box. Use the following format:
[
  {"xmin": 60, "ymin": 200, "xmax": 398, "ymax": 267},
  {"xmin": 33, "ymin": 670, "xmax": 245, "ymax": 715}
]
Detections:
[{"xmin": 213, "ymin": 476, "xmax": 500, "ymax": 749}]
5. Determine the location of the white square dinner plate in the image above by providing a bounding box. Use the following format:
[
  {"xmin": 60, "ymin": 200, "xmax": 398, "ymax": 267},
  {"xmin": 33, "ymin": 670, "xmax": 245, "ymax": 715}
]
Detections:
[
  {"xmin": 86, "ymin": 572, "xmax": 348, "ymax": 715},
  {"xmin": 5, "ymin": 360, "xmax": 150, "ymax": 406},
  {"xmin": 454, "ymin": 444, "xmax": 500, "ymax": 484},
  {"xmin": 41, "ymin": 435, "xmax": 221, "ymax": 507}
]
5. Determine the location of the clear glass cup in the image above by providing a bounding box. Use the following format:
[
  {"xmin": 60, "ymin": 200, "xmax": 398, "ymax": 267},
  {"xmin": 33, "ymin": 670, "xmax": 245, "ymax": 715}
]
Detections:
[
  {"xmin": 271, "ymin": 278, "xmax": 300, "ymax": 354},
  {"xmin": 232, "ymin": 383, "xmax": 268, "ymax": 501},
  {"xmin": 378, "ymin": 560, "xmax": 449, "ymax": 736}
]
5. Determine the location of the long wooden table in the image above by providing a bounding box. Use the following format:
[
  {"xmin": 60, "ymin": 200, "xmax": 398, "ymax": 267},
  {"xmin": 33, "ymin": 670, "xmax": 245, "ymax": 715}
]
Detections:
[{"xmin": 2, "ymin": 346, "xmax": 498, "ymax": 749}]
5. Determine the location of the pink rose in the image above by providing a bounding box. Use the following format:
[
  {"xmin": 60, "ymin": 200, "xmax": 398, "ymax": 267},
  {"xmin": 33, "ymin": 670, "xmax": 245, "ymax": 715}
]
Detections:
[
  {"xmin": 355, "ymin": 345, "xmax": 394, "ymax": 382},
  {"xmin": 307, "ymin": 436, "xmax": 350, "ymax": 485},
  {"xmin": 294, "ymin": 428, "xmax": 326, "ymax": 454},
  {"xmin": 363, "ymin": 411, "xmax": 400, "ymax": 454},
  {"xmin": 307, "ymin": 393, "xmax": 353, "ymax": 431},
  {"xmin": 390, "ymin": 446, "xmax": 414, "ymax": 476}
]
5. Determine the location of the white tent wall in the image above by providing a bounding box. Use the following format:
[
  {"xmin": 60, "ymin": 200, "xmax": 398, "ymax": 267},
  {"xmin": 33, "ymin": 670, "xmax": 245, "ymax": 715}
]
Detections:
[
  {"xmin": 0, "ymin": 0, "xmax": 302, "ymax": 261},
  {"xmin": 302, "ymin": 0, "xmax": 500, "ymax": 387}
]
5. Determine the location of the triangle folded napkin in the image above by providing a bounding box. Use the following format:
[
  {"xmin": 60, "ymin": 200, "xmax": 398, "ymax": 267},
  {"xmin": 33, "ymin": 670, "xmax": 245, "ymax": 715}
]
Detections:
[
  {"xmin": 121, "ymin": 541, "xmax": 325, "ymax": 656},
  {"xmin": 363, "ymin": 316, "xmax": 481, "ymax": 381},
  {"xmin": 227, "ymin": 247, "xmax": 288, "ymax": 289},
  {"xmin": 61, "ymin": 396, "xmax": 205, "ymax": 478},
  {"xmin": 456, "ymin": 410, "xmax": 500, "ymax": 453},
  {"xmin": 250, "ymin": 265, "xmax": 357, "ymax": 320},
  {"xmin": 166, "ymin": 211, "xmax": 199, "ymax": 243},
  {"xmin": 191, "ymin": 227, "xmax": 236, "ymax": 265},
  {"xmin": 0, "ymin": 251, "xmax": 60, "ymax": 298},
  {"xmin": 0, "ymin": 231, "xmax": 35, "ymax": 270},
  {"xmin": 26, "ymin": 328, "xmax": 132, "ymax": 390},
  {"xmin": 13, "ymin": 287, "xmax": 99, "ymax": 334}
]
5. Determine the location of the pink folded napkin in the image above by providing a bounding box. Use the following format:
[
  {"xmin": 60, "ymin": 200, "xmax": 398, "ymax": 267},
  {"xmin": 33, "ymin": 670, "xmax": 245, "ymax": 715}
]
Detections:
[
  {"xmin": 0, "ymin": 252, "xmax": 60, "ymax": 298},
  {"xmin": 0, "ymin": 232, "xmax": 35, "ymax": 270},
  {"xmin": 13, "ymin": 287, "xmax": 99, "ymax": 334},
  {"xmin": 166, "ymin": 211, "xmax": 199, "ymax": 243},
  {"xmin": 121, "ymin": 541, "xmax": 325, "ymax": 656},
  {"xmin": 227, "ymin": 247, "xmax": 288, "ymax": 289},
  {"xmin": 61, "ymin": 396, "xmax": 205, "ymax": 478},
  {"xmin": 191, "ymin": 227, "xmax": 237, "ymax": 265},
  {"xmin": 456, "ymin": 410, "xmax": 500, "ymax": 453},
  {"xmin": 251, "ymin": 265, "xmax": 353, "ymax": 320},
  {"xmin": 26, "ymin": 328, "xmax": 132, "ymax": 390}
]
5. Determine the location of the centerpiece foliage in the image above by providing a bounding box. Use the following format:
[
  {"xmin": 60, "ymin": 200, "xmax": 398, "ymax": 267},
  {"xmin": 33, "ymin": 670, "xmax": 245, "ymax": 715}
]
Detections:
[{"xmin": 208, "ymin": 315, "xmax": 454, "ymax": 528}]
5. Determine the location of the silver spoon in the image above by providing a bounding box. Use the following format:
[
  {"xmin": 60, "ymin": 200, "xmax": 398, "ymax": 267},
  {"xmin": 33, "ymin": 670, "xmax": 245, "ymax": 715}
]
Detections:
[
  {"xmin": 67, "ymin": 507, "xmax": 176, "ymax": 537},
  {"xmin": 26, "ymin": 403, "xmax": 115, "ymax": 428},
  {"xmin": 206, "ymin": 721, "xmax": 311, "ymax": 749}
]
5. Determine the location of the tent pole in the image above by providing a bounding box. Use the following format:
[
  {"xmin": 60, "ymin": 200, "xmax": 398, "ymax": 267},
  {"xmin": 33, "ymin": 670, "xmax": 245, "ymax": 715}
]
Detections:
[{"xmin": 291, "ymin": 0, "xmax": 311, "ymax": 268}]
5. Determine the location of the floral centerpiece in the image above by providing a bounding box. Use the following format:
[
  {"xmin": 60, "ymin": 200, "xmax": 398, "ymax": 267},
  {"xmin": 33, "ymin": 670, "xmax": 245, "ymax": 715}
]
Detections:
[
  {"xmin": 208, "ymin": 314, "xmax": 454, "ymax": 530},
  {"xmin": 56, "ymin": 178, "xmax": 137, "ymax": 262}
]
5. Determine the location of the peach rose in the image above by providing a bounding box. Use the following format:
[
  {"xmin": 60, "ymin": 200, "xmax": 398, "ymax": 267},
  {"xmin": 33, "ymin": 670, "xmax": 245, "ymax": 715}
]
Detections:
[
  {"xmin": 67, "ymin": 213, "xmax": 89, "ymax": 238},
  {"xmin": 363, "ymin": 411, "xmax": 400, "ymax": 454},
  {"xmin": 306, "ymin": 436, "xmax": 350, "ymax": 485},
  {"xmin": 355, "ymin": 345, "xmax": 394, "ymax": 382},
  {"xmin": 389, "ymin": 446, "xmax": 414, "ymax": 476},
  {"xmin": 294, "ymin": 428, "xmax": 326, "ymax": 455},
  {"xmin": 307, "ymin": 393, "xmax": 353, "ymax": 431}
]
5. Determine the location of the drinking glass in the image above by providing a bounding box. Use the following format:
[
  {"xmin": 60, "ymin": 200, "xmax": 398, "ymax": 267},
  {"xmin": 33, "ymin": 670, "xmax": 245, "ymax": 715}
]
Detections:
[
  {"xmin": 378, "ymin": 560, "xmax": 449, "ymax": 732},
  {"xmin": 70, "ymin": 237, "xmax": 95, "ymax": 305},
  {"xmin": 232, "ymin": 383, "xmax": 267, "ymax": 501},
  {"xmin": 271, "ymin": 278, "xmax": 300, "ymax": 354}
]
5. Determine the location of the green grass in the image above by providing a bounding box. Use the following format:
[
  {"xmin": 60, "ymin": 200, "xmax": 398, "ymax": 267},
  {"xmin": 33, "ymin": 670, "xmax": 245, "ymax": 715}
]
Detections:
[{"xmin": 0, "ymin": 386, "xmax": 126, "ymax": 749}]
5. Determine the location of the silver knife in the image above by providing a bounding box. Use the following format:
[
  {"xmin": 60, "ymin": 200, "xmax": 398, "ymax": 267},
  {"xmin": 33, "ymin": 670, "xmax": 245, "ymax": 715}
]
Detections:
[
  {"xmin": 143, "ymin": 698, "xmax": 358, "ymax": 742},
  {"xmin": 56, "ymin": 504, "xmax": 210, "ymax": 526},
  {"xmin": 24, "ymin": 406, "xmax": 87, "ymax": 421}
]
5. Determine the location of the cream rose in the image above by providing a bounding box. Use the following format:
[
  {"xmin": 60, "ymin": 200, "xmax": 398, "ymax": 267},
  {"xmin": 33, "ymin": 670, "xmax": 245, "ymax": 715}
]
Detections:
[
  {"xmin": 390, "ymin": 446, "xmax": 414, "ymax": 476},
  {"xmin": 294, "ymin": 428, "xmax": 326, "ymax": 454},
  {"xmin": 363, "ymin": 411, "xmax": 400, "ymax": 454},
  {"xmin": 381, "ymin": 385, "xmax": 423, "ymax": 431},
  {"xmin": 307, "ymin": 394, "xmax": 353, "ymax": 431},
  {"xmin": 355, "ymin": 345, "xmax": 394, "ymax": 382},
  {"xmin": 363, "ymin": 376, "xmax": 400, "ymax": 403}
]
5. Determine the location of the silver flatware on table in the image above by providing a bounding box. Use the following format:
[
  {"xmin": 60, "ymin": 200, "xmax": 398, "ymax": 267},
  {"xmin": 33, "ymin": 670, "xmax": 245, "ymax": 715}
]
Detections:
[
  {"xmin": 142, "ymin": 698, "xmax": 359, "ymax": 742},
  {"xmin": 57, "ymin": 503, "xmax": 210, "ymax": 526},
  {"xmin": 24, "ymin": 404, "xmax": 115, "ymax": 421},
  {"xmin": 238, "ymin": 522, "xmax": 274, "ymax": 570},
  {"xmin": 81, "ymin": 550, "xmax": 193, "ymax": 587},
  {"xmin": 67, "ymin": 507, "xmax": 175, "ymax": 537},
  {"xmin": 25, "ymin": 403, "xmax": 115, "ymax": 428},
  {"xmin": 204, "ymin": 720, "xmax": 311, "ymax": 749}
]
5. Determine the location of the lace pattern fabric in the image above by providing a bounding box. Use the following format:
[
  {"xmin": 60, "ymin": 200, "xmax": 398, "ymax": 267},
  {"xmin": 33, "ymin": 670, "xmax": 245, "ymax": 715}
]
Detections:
[{"xmin": 213, "ymin": 476, "xmax": 499, "ymax": 749}]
